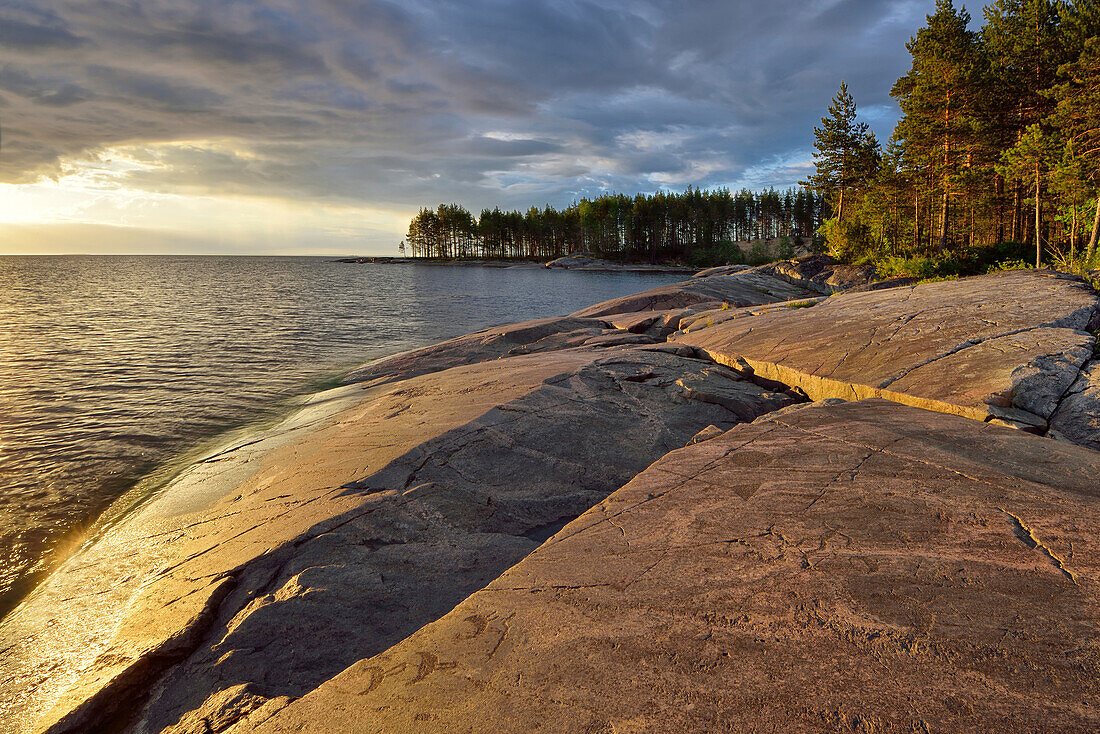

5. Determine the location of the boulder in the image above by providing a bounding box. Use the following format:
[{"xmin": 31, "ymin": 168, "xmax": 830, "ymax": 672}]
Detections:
[
  {"xmin": 672, "ymin": 270, "xmax": 1100, "ymax": 432},
  {"xmin": 823, "ymin": 262, "xmax": 878, "ymax": 289},
  {"xmin": 692, "ymin": 264, "xmax": 752, "ymax": 278},
  {"xmin": 1050, "ymin": 358, "xmax": 1100, "ymax": 450},
  {"xmin": 255, "ymin": 400, "xmax": 1100, "ymax": 734},
  {"xmin": 756, "ymin": 252, "xmax": 837, "ymax": 283},
  {"xmin": 544, "ymin": 254, "xmax": 611, "ymax": 269},
  {"xmin": 751, "ymin": 254, "xmax": 893, "ymax": 293},
  {"xmin": 604, "ymin": 306, "xmax": 727, "ymax": 340},
  {"xmin": 1, "ymin": 346, "xmax": 795, "ymax": 734},
  {"xmin": 571, "ymin": 271, "xmax": 822, "ymax": 318},
  {"xmin": 753, "ymin": 254, "xmax": 878, "ymax": 292}
]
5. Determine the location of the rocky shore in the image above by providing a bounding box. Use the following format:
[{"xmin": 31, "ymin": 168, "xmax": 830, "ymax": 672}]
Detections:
[
  {"xmin": 2, "ymin": 260, "xmax": 1099, "ymax": 733},
  {"xmin": 333, "ymin": 254, "xmax": 696, "ymax": 273}
]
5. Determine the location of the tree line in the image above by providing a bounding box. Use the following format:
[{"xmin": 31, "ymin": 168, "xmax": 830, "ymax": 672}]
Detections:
[
  {"xmin": 808, "ymin": 0, "xmax": 1100, "ymax": 273},
  {"xmin": 403, "ymin": 188, "xmax": 828, "ymax": 263}
]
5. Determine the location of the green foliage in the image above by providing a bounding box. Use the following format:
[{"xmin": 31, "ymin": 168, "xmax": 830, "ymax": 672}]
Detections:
[
  {"xmin": 804, "ymin": 82, "xmax": 882, "ymax": 222},
  {"xmin": 876, "ymin": 254, "xmax": 966, "ymax": 279},
  {"xmin": 747, "ymin": 241, "xmax": 772, "ymax": 266},
  {"xmin": 406, "ymin": 188, "xmax": 827, "ymax": 262},
  {"xmin": 796, "ymin": 0, "xmax": 1100, "ymax": 281},
  {"xmin": 820, "ymin": 217, "xmax": 873, "ymax": 260},
  {"xmin": 986, "ymin": 258, "xmax": 1033, "ymax": 273},
  {"xmin": 807, "ymin": 233, "xmax": 827, "ymax": 255},
  {"xmin": 687, "ymin": 240, "xmax": 747, "ymax": 268},
  {"xmin": 874, "ymin": 240, "xmax": 1037, "ymax": 279},
  {"xmin": 774, "ymin": 236, "xmax": 795, "ymax": 260}
]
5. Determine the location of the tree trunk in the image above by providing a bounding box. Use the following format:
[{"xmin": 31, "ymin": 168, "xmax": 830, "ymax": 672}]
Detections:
[
  {"xmin": 928, "ymin": 192, "xmax": 934, "ymax": 250},
  {"xmin": 969, "ymin": 202, "xmax": 975, "ymax": 249},
  {"xmin": 1034, "ymin": 164, "xmax": 1042, "ymax": 269},
  {"xmin": 1086, "ymin": 195, "xmax": 1100, "ymax": 264},
  {"xmin": 914, "ymin": 192, "xmax": 921, "ymax": 250},
  {"xmin": 995, "ymin": 175, "xmax": 1004, "ymax": 243},
  {"xmin": 937, "ymin": 192, "xmax": 948, "ymax": 252},
  {"xmin": 1012, "ymin": 181, "xmax": 1021, "ymax": 242},
  {"xmin": 1071, "ymin": 203, "xmax": 1078, "ymax": 259}
]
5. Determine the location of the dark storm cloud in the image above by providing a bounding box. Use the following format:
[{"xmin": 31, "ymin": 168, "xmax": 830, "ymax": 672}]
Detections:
[{"xmin": 0, "ymin": 0, "xmax": 933, "ymax": 207}]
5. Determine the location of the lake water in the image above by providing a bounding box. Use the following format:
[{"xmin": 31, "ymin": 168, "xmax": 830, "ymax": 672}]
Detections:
[{"xmin": 0, "ymin": 256, "xmax": 684, "ymax": 616}]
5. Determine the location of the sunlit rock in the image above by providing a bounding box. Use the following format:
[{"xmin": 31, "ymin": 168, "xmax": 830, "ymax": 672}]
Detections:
[
  {"xmin": 255, "ymin": 400, "xmax": 1100, "ymax": 733},
  {"xmin": 673, "ymin": 270, "xmax": 1100, "ymax": 435}
]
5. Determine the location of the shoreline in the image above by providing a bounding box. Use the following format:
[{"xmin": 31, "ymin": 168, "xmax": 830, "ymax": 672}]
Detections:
[
  {"xmin": 2, "ymin": 260, "xmax": 1099, "ymax": 733},
  {"xmin": 331, "ymin": 255, "xmax": 698, "ymax": 274},
  {"xmin": 0, "ymin": 262, "xmax": 689, "ymax": 630}
]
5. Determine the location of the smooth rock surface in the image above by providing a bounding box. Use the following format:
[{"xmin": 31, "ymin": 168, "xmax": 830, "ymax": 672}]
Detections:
[
  {"xmin": 673, "ymin": 270, "xmax": 1100, "ymax": 430},
  {"xmin": 676, "ymin": 297, "xmax": 827, "ymax": 334},
  {"xmin": 691, "ymin": 264, "xmax": 752, "ymax": 278},
  {"xmin": 571, "ymin": 271, "xmax": 822, "ymax": 318},
  {"xmin": 341, "ymin": 316, "xmax": 610, "ymax": 385},
  {"xmin": 256, "ymin": 399, "xmax": 1100, "ymax": 734},
  {"xmin": 1, "ymin": 346, "xmax": 794, "ymax": 734},
  {"xmin": 544, "ymin": 255, "xmax": 692, "ymax": 273}
]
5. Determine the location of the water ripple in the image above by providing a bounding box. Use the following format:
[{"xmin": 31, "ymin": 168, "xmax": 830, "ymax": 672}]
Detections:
[{"xmin": 0, "ymin": 255, "xmax": 683, "ymax": 614}]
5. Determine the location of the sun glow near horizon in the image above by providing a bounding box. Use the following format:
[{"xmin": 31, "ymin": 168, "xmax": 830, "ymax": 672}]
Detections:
[{"xmin": 0, "ymin": 140, "xmax": 414, "ymax": 255}]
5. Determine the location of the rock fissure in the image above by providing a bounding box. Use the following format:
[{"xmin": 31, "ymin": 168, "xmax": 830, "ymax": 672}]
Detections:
[
  {"xmin": 997, "ymin": 509, "xmax": 1078, "ymax": 585},
  {"xmin": 542, "ymin": 426, "xmax": 783, "ymax": 553},
  {"xmin": 804, "ymin": 450, "xmax": 877, "ymax": 512},
  {"xmin": 766, "ymin": 416, "xmax": 1024, "ymax": 493}
]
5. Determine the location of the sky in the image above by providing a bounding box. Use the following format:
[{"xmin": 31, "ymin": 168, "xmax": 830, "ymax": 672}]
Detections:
[{"xmin": 0, "ymin": 0, "xmax": 938, "ymax": 255}]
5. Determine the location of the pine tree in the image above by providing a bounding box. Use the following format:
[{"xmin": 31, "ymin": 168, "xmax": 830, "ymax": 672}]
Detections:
[
  {"xmin": 804, "ymin": 81, "xmax": 879, "ymax": 224},
  {"xmin": 999, "ymin": 123, "xmax": 1060, "ymax": 266},
  {"xmin": 1049, "ymin": 35, "xmax": 1100, "ymax": 262},
  {"xmin": 892, "ymin": 0, "xmax": 986, "ymax": 252}
]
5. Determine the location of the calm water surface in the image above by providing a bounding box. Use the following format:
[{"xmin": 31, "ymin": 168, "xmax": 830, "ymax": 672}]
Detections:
[{"xmin": 0, "ymin": 256, "xmax": 684, "ymax": 614}]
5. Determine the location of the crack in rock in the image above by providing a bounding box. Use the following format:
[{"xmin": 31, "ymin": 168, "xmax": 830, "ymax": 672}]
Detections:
[{"xmin": 998, "ymin": 509, "xmax": 1077, "ymax": 585}]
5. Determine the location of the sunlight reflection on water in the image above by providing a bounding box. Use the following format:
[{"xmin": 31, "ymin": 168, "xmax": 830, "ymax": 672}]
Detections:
[{"xmin": 0, "ymin": 255, "xmax": 684, "ymax": 613}]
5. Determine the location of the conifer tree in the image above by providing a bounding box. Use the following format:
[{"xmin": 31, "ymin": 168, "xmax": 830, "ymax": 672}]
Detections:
[
  {"xmin": 892, "ymin": 0, "xmax": 984, "ymax": 251},
  {"xmin": 804, "ymin": 82, "xmax": 879, "ymax": 223},
  {"xmin": 999, "ymin": 123, "xmax": 1060, "ymax": 265},
  {"xmin": 1049, "ymin": 35, "xmax": 1100, "ymax": 262}
]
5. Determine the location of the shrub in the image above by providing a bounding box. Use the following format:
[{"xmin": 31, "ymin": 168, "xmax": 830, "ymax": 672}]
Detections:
[
  {"xmin": 986, "ymin": 258, "xmax": 1032, "ymax": 273},
  {"xmin": 820, "ymin": 218, "xmax": 873, "ymax": 260},
  {"xmin": 747, "ymin": 240, "xmax": 772, "ymax": 266},
  {"xmin": 687, "ymin": 240, "xmax": 746, "ymax": 268}
]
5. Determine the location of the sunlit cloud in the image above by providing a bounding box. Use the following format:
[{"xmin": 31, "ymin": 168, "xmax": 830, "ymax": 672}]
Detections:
[
  {"xmin": 0, "ymin": 0, "xmax": 933, "ymax": 254},
  {"xmin": 0, "ymin": 141, "xmax": 411, "ymax": 254}
]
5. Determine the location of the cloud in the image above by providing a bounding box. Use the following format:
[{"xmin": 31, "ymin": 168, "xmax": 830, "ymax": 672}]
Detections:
[
  {"xmin": 0, "ymin": 3, "xmax": 86, "ymax": 50},
  {"xmin": 0, "ymin": 0, "xmax": 935, "ymax": 250}
]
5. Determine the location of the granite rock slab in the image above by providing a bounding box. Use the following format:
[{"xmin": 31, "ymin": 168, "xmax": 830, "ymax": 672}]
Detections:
[
  {"xmin": 256, "ymin": 399, "xmax": 1100, "ymax": 734},
  {"xmin": 571, "ymin": 271, "xmax": 822, "ymax": 318},
  {"xmin": 342, "ymin": 316, "xmax": 610, "ymax": 385},
  {"xmin": 0, "ymin": 346, "xmax": 794, "ymax": 734},
  {"xmin": 673, "ymin": 270, "xmax": 1100, "ymax": 431}
]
